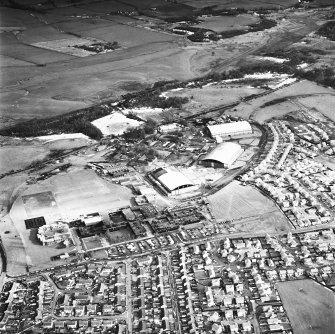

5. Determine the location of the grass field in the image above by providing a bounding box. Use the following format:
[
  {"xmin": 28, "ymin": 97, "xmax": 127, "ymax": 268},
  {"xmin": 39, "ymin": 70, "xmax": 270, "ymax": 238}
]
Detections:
[
  {"xmin": 162, "ymin": 84, "xmax": 264, "ymax": 116},
  {"xmin": 297, "ymin": 95, "xmax": 335, "ymax": 122},
  {"xmin": 181, "ymin": 0, "xmax": 298, "ymax": 9},
  {"xmin": 277, "ymin": 280, "xmax": 335, "ymax": 334},
  {"xmin": 7, "ymin": 169, "xmax": 133, "ymax": 271},
  {"xmin": 209, "ymin": 180, "xmax": 279, "ymax": 218},
  {"xmin": 9, "ymin": 169, "xmax": 133, "ymax": 222},
  {"xmin": 0, "ymin": 145, "xmax": 49, "ymax": 174},
  {"xmin": 208, "ymin": 181, "xmax": 291, "ymax": 232},
  {"xmin": 195, "ymin": 14, "xmax": 259, "ymax": 33},
  {"xmin": 227, "ymin": 80, "xmax": 335, "ymax": 122}
]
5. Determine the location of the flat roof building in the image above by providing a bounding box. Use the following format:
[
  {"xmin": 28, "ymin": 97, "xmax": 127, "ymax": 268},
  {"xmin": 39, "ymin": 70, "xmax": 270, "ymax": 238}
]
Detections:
[
  {"xmin": 207, "ymin": 121, "xmax": 252, "ymax": 139},
  {"xmin": 200, "ymin": 142, "xmax": 243, "ymax": 168}
]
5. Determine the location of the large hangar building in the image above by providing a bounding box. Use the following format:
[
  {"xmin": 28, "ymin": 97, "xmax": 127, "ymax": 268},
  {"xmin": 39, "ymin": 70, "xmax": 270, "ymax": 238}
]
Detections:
[
  {"xmin": 207, "ymin": 121, "xmax": 252, "ymax": 139},
  {"xmin": 200, "ymin": 142, "xmax": 243, "ymax": 168},
  {"xmin": 149, "ymin": 168, "xmax": 197, "ymax": 196}
]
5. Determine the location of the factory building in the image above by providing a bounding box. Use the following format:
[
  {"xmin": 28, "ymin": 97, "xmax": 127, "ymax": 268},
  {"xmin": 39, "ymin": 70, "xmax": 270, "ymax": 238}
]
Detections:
[
  {"xmin": 149, "ymin": 168, "xmax": 197, "ymax": 196},
  {"xmin": 81, "ymin": 212, "xmax": 102, "ymax": 226},
  {"xmin": 200, "ymin": 142, "xmax": 243, "ymax": 168},
  {"xmin": 207, "ymin": 121, "xmax": 252, "ymax": 139}
]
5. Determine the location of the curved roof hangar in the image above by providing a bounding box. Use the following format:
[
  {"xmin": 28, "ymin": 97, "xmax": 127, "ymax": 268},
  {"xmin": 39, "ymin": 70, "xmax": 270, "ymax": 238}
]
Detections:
[
  {"xmin": 157, "ymin": 170, "xmax": 194, "ymax": 191},
  {"xmin": 201, "ymin": 142, "xmax": 243, "ymax": 166}
]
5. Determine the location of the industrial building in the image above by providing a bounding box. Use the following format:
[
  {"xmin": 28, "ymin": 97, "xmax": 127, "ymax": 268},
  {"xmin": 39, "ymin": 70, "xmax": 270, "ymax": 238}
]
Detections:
[
  {"xmin": 81, "ymin": 212, "xmax": 102, "ymax": 226},
  {"xmin": 158, "ymin": 123, "xmax": 182, "ymax": 133},
  {"xmin": 207, "ymin": 121, "xmax": 252, "ymax": 139},
  {"xmin": 37, "ymin": 222, "xmax": 73, "ymax": 246},
  {"xmin": 200, "ymin": 142, "xmax": 243, "ymax": 168},
  {"xmin": 148, "ymin": 168, "xmax": 197, "ymax": 196}
]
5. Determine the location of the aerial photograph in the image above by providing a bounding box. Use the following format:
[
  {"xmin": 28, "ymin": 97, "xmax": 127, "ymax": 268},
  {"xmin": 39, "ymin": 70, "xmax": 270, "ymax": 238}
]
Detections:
[{"xmin": 0, "ymin": 0, "xmax": 335, "ymax": 333}]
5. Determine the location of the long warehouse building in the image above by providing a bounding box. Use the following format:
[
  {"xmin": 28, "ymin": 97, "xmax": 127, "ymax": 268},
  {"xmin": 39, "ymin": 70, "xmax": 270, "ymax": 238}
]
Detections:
[{"xmin": 207, "ymin": 121, "xmax": 252, "ymax": 139}]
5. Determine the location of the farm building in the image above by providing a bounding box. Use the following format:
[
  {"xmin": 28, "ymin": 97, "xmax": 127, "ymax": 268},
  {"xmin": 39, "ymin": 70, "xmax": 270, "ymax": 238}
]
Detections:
[
  {"xmin": 200, "ymin": 142, "xmax": 243, "ymax": 168},
  {"xmin": 149, "ymin": 167, "xmax": 197, "ymax": 196},
  {"xmin": 207, "ymin": 121, "xmax": 252, "ymax": 139}
]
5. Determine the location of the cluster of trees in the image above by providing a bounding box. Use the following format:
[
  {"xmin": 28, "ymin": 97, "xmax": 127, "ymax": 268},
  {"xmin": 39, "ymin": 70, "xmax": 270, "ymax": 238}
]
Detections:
[
  {"xmin": 316, "ymin": 21, "xmax": 335, "ymax": 41},
  {"xmin": 182, "ymin": 18, "xmax": 277, "ymax": 42},
  {"xmin": 165, "ymin": 16, "xmax": 199, "ymax": 24},
  {"xmin": 0, "ymin": 79, "xmax": 189, "ymax": 140},
  {"xmin": 123, "ymin": 128, "xmax": 146, "ymax": 142},
  {"xmin": 3, "ymin": 0, "xmax": 47, "ymax": 13},
  {"xmin": 188, "ymin": 30, "xmax": 220, "ymax": 42},
  {"xmin": 300, "ymin": 67, "xmax": 335, "ymax": 88},
  {"xmin": 74, "ymin": 41, "xmax": 120, "ymax": 53},
  {"xmin": 0, "ymin": 112, "xmax": 103, "ymax": 140},
  {"xmin": 122, "ymin": 91, "xmax": 188, "ymax": 109},
  {"xmin": 123, "ymin": 118, "xmax": 158, "ymax": 142}
]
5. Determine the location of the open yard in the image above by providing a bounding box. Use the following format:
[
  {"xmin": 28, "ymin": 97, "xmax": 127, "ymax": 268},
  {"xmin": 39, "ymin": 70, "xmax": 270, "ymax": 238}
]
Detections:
[{"xmin": 277, "ymin": 280, "xmax": 335, "ymax": 334}]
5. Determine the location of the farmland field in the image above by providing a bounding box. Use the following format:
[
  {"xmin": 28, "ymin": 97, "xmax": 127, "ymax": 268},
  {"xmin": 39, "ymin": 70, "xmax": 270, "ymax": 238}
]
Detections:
[{"xmin": 277, "ymin": 280, "xmax": 335, "ymax": 334}]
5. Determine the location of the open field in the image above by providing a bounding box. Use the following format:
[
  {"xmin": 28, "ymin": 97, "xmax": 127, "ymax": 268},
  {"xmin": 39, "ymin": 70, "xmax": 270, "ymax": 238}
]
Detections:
[
  {"xmin": 162, "ymin": 84, "xmax": 264, "ymax": 116},
  {"xmin": 277, "ymin": 280, "xmax": 335, "ymax": 334},
  {"xmin": 227, "ymin": 80, "xmax": 335, "ymax": 122},
  {"xmin": 297, "ymin": 95, "xmax": 335, "ymax": 122},
  {"xmin": 0, "ymin": 145, "xmax": 49, "ymax": 174},
  {"xmin": 195, "ymin": 14, "xmax": 259, "ymax": 33},
  {"xmin": 1, "ymin": 2, "xmax": 326, "ymax": 128},
  {"xmin": 181, "ymin": 0, "xmax": 298, "ymax": 9},
  {"xmin": 91, "ymin": 112, "xmax": 143, "ymax": 136},
  {"xmin": 0, "ymin": 135, "xmax": 92, "ymax": 175},
  {"xmin": 10, "ymin": 169, "xmax": 133, "ymax": 222},
  {"xmin": 208, "ymin": 181, "xmax": 291, "ymax": 233},
  {"xmin": 6, "ymin": 169, "xmax": 133, "ymax": 271}
]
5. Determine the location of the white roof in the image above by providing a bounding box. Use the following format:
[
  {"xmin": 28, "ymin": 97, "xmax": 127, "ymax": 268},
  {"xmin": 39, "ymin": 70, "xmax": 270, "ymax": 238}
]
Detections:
[
  {"xmin": 202, "ymin": 142, "xmax": 243, "ymax": 166},
  {"xmin": 158, "ymin": 170, "xmax": 194, "ymax": 191},
  {"xmin": 207, "ymin": 121, "xmax": 252, "ymax": 137}
]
